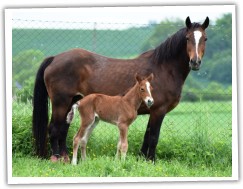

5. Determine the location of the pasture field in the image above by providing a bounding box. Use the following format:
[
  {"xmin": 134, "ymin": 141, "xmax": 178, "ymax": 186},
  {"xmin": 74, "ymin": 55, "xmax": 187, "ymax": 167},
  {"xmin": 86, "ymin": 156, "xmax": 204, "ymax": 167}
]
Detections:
[{"xmin": 12, "ymin": 101, "xmax": 232, "ymax": 177}]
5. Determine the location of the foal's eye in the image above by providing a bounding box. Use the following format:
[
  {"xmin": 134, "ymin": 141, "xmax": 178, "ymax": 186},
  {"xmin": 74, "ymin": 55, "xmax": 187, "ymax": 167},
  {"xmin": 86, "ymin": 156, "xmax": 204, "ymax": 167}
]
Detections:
[
  {"xmin": 186, "ymin": 37, "xmax": 189, "ymax": 41},
  {"xmin": 205, "ymin": 37, "xmax": 207, "ymax": 41},
  {"xmin": 140, "ymin": 88, "xmax": 145, "ymax": 92}
]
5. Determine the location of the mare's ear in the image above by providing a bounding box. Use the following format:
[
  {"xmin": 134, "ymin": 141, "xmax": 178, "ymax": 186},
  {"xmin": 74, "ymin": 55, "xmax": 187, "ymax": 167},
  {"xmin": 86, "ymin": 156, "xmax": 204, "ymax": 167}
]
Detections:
[
  {"xmin": 202, "ymin": 16, "xmax": 209, "ymax": 29},
  {"xmin": 135, "ymin": 73, "xmax": 143, "ymax": 83},
  {"xmin": 185, "ymin": 16, "xmax": 192, "ymax": 29},
  {"xmin": 147, "ymin": 73, "xmax": 154, "ymax": 82}
]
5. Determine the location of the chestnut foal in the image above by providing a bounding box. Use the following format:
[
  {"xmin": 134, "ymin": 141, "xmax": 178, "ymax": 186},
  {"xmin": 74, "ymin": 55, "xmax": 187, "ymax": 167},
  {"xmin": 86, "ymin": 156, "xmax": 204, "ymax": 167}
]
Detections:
[{"xmin": 71, "ymin": 73, "xmax": 154, "ymax": 165}]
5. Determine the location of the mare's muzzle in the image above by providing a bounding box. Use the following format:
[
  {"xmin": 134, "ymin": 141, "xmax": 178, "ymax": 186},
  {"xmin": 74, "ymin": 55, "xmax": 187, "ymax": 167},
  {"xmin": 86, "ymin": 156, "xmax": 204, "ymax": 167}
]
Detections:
[{"xmin": 189, "ymin": 59, "xmax": 201, "ymax": 71}]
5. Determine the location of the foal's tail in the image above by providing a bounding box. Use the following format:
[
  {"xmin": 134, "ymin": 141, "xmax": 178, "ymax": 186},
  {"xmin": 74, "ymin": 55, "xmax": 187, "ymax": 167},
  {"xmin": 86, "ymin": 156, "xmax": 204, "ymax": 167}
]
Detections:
[
  {"xmin": 32, "ymin": 56, "xmax": 54, "ymax": 158},
  {"xmin": 66, "ymin": 103, "xmax": 79, "ymax": 124}
]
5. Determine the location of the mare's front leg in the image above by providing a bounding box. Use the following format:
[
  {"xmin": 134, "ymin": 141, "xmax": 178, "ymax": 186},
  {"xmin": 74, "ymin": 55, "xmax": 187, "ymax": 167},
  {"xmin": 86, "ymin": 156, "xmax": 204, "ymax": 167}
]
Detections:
[{"xmin": 140, "ymin": 111, "xmax": 165, "ymax": 162}]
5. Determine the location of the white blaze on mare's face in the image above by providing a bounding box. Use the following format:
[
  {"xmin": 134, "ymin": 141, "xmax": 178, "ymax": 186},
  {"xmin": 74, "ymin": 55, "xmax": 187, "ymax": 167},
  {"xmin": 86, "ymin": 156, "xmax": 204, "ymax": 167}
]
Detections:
[{"xmin": 193, "ymin": 31, "xmax": 202, "ymax": 60}]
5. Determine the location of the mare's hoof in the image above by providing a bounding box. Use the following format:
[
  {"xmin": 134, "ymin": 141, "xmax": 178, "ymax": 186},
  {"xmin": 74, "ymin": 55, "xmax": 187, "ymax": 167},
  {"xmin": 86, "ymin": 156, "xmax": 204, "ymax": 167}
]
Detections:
[
  {"xmin": 61, "ymin": 155, "xmax": 70, "ymax": 163},
  {"xmin": 50, "ymin": 155, "xmax": 59, "ymax": 163},
  {"xmin": 60, "ymin": 152, "xmax": 70, "ymax": 163}
]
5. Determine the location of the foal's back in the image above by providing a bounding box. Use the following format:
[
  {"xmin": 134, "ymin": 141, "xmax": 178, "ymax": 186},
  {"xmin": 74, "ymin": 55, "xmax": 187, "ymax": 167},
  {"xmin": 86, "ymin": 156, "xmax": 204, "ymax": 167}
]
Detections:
[{"xmin": 79, "ymin": 94, "xmax": 136, "ymax": 125}]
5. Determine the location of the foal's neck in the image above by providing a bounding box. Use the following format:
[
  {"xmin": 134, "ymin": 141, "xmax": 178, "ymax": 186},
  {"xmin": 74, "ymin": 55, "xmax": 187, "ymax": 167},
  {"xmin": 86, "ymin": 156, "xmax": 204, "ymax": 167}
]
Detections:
[{"xmin": 122, "ymin": 83, "xmax": 142, "ymax": 111}]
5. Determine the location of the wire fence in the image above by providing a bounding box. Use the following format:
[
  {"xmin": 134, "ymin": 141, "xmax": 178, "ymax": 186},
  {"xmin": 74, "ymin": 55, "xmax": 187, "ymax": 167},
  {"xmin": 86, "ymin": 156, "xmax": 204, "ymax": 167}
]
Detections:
[{"xmin": 12, "ymin": 19, "xmax": 232, "ymax": 165}]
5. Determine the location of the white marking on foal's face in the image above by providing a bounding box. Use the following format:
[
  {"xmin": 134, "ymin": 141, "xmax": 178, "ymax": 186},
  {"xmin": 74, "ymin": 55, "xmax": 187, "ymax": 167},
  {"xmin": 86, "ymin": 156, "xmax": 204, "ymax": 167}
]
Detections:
[
  {"xmin": 144, "ymin": 82, "xmax": 154, "ymax": 107},
  {"xmin": 146, "ymin": 82, "xmax": 152, "ymax": 97},
  {"xmin": 193, "ymin": 31, "xmax": 202, "ymax": 60}
]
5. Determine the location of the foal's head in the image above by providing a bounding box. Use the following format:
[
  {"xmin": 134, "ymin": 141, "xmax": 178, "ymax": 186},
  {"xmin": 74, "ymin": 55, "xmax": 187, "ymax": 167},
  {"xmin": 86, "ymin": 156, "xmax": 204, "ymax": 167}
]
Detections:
[
  {"xmin": 135, "ymin": 73, "xmax": 154, "ymax": 108},
  {"xmin": 185, "ymin": 16, "xmax": 209, "ymax": 71}
]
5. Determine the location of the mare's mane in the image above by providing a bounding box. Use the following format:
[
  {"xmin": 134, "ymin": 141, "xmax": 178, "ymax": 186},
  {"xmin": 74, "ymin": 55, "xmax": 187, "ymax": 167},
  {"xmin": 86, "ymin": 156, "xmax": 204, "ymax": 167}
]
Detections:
[{"xmin": 141, "ymin": 23, "xmax": 202, "ymax": 64}]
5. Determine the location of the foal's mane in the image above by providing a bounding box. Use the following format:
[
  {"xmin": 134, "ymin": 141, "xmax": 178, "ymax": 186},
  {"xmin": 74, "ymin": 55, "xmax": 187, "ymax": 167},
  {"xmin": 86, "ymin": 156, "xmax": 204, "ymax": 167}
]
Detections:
[{"xmin": 150, "ymin": 23, "xmax": 202, "ymax": 64}]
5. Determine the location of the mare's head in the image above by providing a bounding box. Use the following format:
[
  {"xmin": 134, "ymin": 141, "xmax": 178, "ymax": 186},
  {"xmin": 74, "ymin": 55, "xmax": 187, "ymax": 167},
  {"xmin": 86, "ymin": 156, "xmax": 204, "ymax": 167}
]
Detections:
[
  {"xmin": 135, "ymin": 73, "xmax": 154, "ymax": 108},
  {"xmin": 185, "ymin": 16, "xmax": 209, "ymax": 71}
]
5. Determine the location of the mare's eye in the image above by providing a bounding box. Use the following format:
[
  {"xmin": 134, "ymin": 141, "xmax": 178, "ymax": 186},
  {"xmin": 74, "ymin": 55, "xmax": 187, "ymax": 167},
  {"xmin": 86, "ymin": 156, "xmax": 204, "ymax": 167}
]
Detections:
[
  {"xmin": 186, "ymin": 37, "xmax": 189, "ymax": 41},
  {"xmin": 205, "ymin": 37, "xmax": 207, "ymax": 41},
  {"xmin": 140, "ymin": 88, "xmax": 145, "ymax": 92}
]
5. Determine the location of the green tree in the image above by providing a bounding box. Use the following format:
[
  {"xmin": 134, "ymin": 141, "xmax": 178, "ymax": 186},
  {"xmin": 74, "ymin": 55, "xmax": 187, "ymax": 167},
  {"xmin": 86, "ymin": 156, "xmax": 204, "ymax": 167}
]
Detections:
[
  {"xmin": 207, "ymin": 50, "xmax": 232, "ymax": 84},
  {"xmin": 13, "ymin": 49, "xmax": 45, "ymax": 99},
  {"xmin": 13, "ymin": 49, "xmax": 44, "ymax": 87},
  {"xmin": 205, "ymin": 13, "xmax": 232, "ymax": 59},
  {"xmin": 141, "ymin": 19, "xmax": 184, "ymax": 51}
]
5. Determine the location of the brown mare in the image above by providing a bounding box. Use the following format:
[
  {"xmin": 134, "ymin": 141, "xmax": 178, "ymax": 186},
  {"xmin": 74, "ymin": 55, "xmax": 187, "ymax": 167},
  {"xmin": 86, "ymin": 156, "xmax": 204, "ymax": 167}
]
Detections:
[
  {"xmin": 32, "ymin": 16, "xmax": 209, "ymax": 162},
  {"xmin": 71, "ymin": 74, "xmax": 154, "ymax": 165}
]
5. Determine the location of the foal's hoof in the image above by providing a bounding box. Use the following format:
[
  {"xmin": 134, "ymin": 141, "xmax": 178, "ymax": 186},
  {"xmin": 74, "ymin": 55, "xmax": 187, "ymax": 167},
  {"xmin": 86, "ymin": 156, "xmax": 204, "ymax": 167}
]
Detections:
[{"xmin": 50, "ymin": 155, "xmax": 59, "ymax": 163}]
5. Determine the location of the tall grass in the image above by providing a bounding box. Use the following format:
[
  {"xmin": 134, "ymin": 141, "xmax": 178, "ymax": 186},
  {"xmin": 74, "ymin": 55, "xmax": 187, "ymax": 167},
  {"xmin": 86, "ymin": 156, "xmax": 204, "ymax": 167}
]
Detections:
[{"xmin": 12, "ymin": 100, "xmax": 232, "ymax": 177}]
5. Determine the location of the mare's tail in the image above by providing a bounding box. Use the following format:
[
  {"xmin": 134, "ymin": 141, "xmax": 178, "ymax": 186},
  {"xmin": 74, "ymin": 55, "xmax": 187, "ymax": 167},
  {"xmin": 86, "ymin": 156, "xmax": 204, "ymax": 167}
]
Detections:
[{"xmin": 32, "ymin": 56, "xmax": 54, "ymax": 158}]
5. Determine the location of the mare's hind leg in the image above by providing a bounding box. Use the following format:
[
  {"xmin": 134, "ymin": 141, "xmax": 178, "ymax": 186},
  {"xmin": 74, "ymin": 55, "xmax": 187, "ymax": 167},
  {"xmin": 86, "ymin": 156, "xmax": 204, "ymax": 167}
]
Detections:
[
  {"xmin": 58, "ymin": 122, "xmax": 70, "ymax": 163},
  {"xmin": 59, "ymin": 100, "xmax": 81, "ymax": 162},
  {"xmin": 49, "ymin": 98, "xmax": 72, "ymax": 162}
]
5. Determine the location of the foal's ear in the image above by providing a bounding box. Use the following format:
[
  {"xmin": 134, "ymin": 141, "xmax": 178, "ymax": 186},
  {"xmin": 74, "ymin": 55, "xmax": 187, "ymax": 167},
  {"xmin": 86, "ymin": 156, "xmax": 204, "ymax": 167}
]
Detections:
[
  {"xmin": 135, "ymin": 74, "xmax": 143, "ymax": 83},
  {"xmin": 185, "ymin": 16, "xmax": 192, "ymax": 29},
  {"xmin": 202, "ymin": 16, "xmax": 209, "ymax": 29},
  {"xmin": 147, "ymin": 73, "xmax": 154, "ymax": 82}
]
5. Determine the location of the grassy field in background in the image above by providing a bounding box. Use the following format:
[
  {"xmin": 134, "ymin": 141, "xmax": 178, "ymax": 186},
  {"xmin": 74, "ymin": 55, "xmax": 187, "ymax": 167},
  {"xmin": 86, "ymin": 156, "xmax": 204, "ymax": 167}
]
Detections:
[{"xmin": 12, "ymin": 101, "xmax": 232, "ymax": 177}]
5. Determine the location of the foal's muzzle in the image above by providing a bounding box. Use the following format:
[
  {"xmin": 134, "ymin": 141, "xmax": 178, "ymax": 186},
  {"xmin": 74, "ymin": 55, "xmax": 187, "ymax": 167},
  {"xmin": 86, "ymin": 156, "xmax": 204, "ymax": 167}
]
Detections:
[
  {"xmin": 146, "ymin": 98, "xmax": 154, "ymax": 108},
  {"xmin": 189, "ymin": 59, "xmax": 201, "ymax": 71}
]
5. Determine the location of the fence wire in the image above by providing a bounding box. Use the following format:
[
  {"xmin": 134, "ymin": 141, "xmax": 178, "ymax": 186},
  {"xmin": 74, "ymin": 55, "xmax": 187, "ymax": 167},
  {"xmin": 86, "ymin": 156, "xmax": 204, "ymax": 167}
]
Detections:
[{"xmin": 12, "ymin": 19, "xmax": 232, "ymax": 164}]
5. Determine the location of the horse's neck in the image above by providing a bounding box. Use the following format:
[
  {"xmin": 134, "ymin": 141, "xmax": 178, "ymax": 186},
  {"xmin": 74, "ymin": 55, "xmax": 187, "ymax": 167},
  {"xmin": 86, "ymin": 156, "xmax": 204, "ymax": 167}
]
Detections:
[
  {"xmin": 122, "ymin": 83, "xmax": 142, "ymax": 110},
  {"xmin": 152, "ymin": 29, "xmax": 191, "ymax": 81},
  {"xmin": 157, "ymin": 49, "xmax": 190, "ymax": 81},
  {"xmin": 173, "ymin": 55, "xmax": 191, "ymax": 81}
]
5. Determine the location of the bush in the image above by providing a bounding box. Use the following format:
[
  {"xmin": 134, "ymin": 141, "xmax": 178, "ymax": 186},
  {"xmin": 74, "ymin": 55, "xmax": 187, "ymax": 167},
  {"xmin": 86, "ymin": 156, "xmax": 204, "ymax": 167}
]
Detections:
[
  {"xmin": 12, "ymin": 102, "xmax": 34, "ymax": 156},
  {"xmin": 14, "ymin": 76, "xmax": 35, "ymax": 103}
]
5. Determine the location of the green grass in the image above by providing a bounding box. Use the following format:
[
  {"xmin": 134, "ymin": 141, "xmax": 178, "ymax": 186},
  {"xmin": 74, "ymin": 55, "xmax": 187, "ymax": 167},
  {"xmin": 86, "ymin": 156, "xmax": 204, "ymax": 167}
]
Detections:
[
  {"xmin": 12, "ymin": 155, "xmax": 231, "ymax": 177},
  {"xmin": 12, "ymin": 100, "xmax": 232, "ymax": 177}
]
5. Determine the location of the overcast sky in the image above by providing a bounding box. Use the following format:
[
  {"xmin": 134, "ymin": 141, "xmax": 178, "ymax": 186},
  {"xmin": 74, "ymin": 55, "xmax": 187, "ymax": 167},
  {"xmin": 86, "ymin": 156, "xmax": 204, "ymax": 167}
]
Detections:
[{"xmin": 8, "ymin": 5, "xmax": 234, "ymax": 29}]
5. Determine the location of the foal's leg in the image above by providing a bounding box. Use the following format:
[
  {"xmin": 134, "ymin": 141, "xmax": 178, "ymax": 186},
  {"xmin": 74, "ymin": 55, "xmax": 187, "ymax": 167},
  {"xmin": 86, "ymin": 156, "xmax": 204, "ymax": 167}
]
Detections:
[
  {"xmin": 81, "ymin": 116, "xmax": 99, "ymax": 160},
  {"xmin": 115, "ymin": 138, "xmax": 121, "ymax": 159},
  {"xmin": 117, "ymin": 123, "xmax": 128, "ymax": 161},
  {"xmin": 72, "ymin": 115, "xmax": 99, "ymax": 165},
  {"xmin": 72, "ymin": 126, "xmax": 84, "ymax": 165}
]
